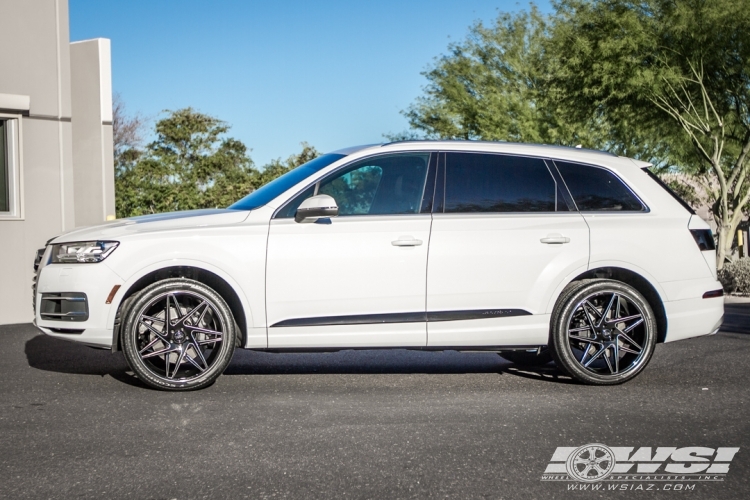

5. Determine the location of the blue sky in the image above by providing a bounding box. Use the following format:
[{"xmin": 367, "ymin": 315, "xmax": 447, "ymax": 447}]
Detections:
[{"xmin": 70, "ymin": 0, "xmax": 549, "ymax": 167}]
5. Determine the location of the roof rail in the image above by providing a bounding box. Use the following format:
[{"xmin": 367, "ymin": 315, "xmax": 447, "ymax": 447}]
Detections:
[{"xmin": 380, "ymin": 139, "xmax": 617, "ymax": 157}]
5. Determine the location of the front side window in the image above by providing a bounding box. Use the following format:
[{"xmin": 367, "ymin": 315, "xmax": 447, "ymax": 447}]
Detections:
[
  {"xmin": 555, "ymin": 161, "xmax": 646, "ymax": 212},
  {"xmin": 319, "ymin": 164, "xmax": 384, "ymax": 215},
  {"xmin": 443, "ymin": 153, "xmax": 558, "ymax": 213},
  {"xmin": 276, "ymin": 153, "xmax": 430, "ymax": 218}
]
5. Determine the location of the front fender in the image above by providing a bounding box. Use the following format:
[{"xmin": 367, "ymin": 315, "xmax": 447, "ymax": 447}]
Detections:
[{"xmin": 104, "ymin": 258, "xmax": 257, "ymax": 333}]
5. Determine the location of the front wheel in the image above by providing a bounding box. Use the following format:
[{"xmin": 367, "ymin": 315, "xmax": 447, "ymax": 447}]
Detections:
[
  {"xmin": 550, "ymin": 280, "xmax": 657, "ymax": 385},
  {"xmin": 121, "ymin": 278, "xmax": 237, "ymax": 391}
]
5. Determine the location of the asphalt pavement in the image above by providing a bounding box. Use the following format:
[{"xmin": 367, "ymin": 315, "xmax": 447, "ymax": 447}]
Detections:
[{"xmin": 1, "ymin": 303, "xmax": 749, "ymax": 499}]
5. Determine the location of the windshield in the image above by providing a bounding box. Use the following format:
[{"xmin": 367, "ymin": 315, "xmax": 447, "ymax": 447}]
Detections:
[{"xmin": 228, "ymin": 153, "xmax": 346, "ymax": 211}]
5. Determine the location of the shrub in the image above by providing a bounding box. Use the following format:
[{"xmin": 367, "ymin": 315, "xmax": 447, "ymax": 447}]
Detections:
[{"xmin": 719, "ymin": 259, "xmax": 750, "ymax": 295}]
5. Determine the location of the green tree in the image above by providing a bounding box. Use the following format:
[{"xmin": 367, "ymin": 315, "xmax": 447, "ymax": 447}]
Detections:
[
  {"xmin": 256, "ymin": 142, "xmax": 320, "ymax": 186},
  {"xmin": 400, "ymin": 6, "xmax": 670, "ymax": 164},
  {"xmin": 403, "ymin": 8, "xmax": 564, "ymax": 143},
  {"xmin": 114, "ymin": 107, "xmax": 320, "ymax": 218},
  {"xmin": 404, "ymin": 0, "xmax": 750, "ymax": 267},
  {"xmin": 116, "ymin": 108, "xmax": 257, "ymax": 216},
  {"xmin": 546, "ymin": 0, "xmax": 750, "ymax": 267}
]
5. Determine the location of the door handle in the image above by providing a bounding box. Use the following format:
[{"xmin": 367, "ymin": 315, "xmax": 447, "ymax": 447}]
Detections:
[
  {"xmin": 392, "ymin": 236, "xmax": 423, "ymax": 247},
  {"xmin": 540, "ymin": 234, "xmax": 570, "ymax": 244}
]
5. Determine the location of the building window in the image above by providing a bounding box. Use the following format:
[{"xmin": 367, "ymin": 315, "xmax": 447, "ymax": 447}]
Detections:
[
  {"xmin": 0, "ymin": 120, "xmax": 7, "ymax": 212},
  {"xmin": 0, "ymin": 118, "xmax": 20, "ymax": 218}
]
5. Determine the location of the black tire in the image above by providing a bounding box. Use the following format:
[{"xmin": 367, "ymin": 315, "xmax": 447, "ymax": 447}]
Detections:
[
  {"xmin": 549, "ymin": 279, "xmax": 657, "ymax": 385},
  {"xmin": 498, "ymin": 348, "xmax": 552, "ymax": 366},
  {"xmin": 121, "ymin": 278, "xmax": 237, "ymax": 391}
]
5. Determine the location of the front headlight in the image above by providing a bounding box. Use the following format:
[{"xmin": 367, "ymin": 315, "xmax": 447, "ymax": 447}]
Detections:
[{"xmin": 50, "ymin": 241, "xmax": 119, "ymax": 263}]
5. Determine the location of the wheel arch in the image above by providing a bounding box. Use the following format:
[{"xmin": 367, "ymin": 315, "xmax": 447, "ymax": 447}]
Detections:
[
  {"xmin": 558, "ymin": 266, "xmax": 668, "ymax": 343},
  {"xmin": 111, "ymin": 265, "xmax": 249, "ymax": 352}
]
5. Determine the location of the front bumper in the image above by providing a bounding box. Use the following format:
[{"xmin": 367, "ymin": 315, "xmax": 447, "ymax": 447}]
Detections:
[{"xmin": 34, "ymin": 262, "xmax": 120, "ymax": 348}]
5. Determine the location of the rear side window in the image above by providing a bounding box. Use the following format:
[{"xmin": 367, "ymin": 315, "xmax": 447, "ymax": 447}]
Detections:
[
  {"xmin": 444, "ymin": 153, "xmax": 559, "ymax": 213},
  {"xmin": 555, "ymin": 161, "xmax": 645, "ymax": 212}
]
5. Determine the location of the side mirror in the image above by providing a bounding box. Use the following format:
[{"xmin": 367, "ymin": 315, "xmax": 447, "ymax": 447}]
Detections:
[{"xmin": 295, "ymin": 194, "xmax": 339, "ymax": 223}]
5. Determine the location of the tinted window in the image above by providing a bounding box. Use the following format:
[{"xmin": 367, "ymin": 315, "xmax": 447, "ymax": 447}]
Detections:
[
  {"xmin": 555, "ymin": 161, "xmax": 645, "ymax": 211},
  {"xmin": 276, "ymin": 153, "xmax": 430, "ymax": 218},
  {"xmin": 444, "ymin": 153, "xmax": 556, "ymax": 213},
  {"xmin": 229, "ymin": 153, "xmax": 345, "ymax": 211},
  {"xmin": 320, "ymin": 164, "xmax": 384, "ymax": 215}
]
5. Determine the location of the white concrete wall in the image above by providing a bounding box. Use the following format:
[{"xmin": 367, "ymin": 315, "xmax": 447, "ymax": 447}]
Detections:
[
  {"xmin": 71, "ymin": 38, "xmax": 115, "ymax": 227},
  {"xmin": 0, "ymin": 0, "xmax": 114, "ymax": 325},
  {"xmin": 0, "ymin": 0, "xmax": 75, "ymax": 325}
]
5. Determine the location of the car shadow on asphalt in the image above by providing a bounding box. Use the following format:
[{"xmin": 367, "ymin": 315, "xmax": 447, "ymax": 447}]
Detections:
[
  {"xmin": 23, "ymin": 335, "xmax": 149, "ymax": 388},
  {"xmin": 225, "ymin": 348, "xmax": 576, "ymax": 383},
  {"xmin": 24, "ymin": 301, "xmax": 749, "ymax": 389},
  {"xmin": 24, "ymin": 334, "xmax": 575, "ymax": 386}
]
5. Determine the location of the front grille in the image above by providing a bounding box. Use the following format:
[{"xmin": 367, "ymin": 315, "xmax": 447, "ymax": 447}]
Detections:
[
  {"xmin": 32, "ymin": 274, "xmax": 37, "ymax": 315},
  {"xmin": 33, "ymin": 248, "xmax": 45, "ymax": 271},
  {"xmin": 32, "ymin": 247, "xmax": 45, "ymax": 315},
  {"xmin": 40, "ymin": 293, "xmax": 89, "ymax": 322}
]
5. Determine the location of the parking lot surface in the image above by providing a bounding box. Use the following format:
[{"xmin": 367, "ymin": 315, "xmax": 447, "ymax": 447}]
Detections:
[{"xmin": 1, "ymin": 304, "xmax": 749, "ymax": 499}]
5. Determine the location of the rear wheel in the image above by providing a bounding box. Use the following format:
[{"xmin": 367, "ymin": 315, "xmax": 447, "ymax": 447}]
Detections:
[
  {"xmin": 121, "ymin": 278, "xmax": 236, "ymax": 391},
  {"xmin": 550, "ymin": 280, "xmax": 657, "ymax": 385}
]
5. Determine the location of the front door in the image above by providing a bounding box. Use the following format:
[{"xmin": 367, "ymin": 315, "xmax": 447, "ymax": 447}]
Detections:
[
  {"xmin": 426, "ymin": 152, "xmax": 590, "ymax": 347},
  {"xmin": 266, "ymin": 152, "xmax": 435, "ymax": 348}
]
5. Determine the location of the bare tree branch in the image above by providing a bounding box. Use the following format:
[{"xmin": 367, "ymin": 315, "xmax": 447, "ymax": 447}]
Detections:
[{"xmin": 112, "ymin": 93, "xmax": 145, "ymax": 164}]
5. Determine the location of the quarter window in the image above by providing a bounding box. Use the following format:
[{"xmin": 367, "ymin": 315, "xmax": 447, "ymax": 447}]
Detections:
[
  {"xmin": 555, "ymin": 161, "xmax": 645, "ymax": 211},
  {"xmin": 443, "ymin": 153, "xmax": 558, "ymax": 213},
  {"xmin": 276, "ymin": 153, "xmax": 430, "ymax": 218}
]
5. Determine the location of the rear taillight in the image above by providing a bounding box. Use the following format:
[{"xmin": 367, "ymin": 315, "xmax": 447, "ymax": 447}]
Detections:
[
  {"xmin": 703, "ymin": 289, "xmax": 724, "ymax": 299},
  {"xmin": 690, "ymin": 229, "xmax": 716, "ymax": 251}
]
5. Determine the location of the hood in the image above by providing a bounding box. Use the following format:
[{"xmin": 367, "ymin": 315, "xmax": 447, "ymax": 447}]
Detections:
[{"xmin": 50, "ymin": 209, "xmax": 251, "ymax": 243}]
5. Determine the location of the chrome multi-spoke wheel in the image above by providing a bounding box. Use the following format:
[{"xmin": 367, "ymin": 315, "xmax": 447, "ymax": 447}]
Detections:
[
  {"xmin": 567, "ymin": 291, "xmax": 647, "ymax": 375},
  {"xmin": 121, "ymin": 279, "xmax": 236, "ymax": 390},
  {"xmin": 550, "ymin": 280, "xmax": 657, "ymax": 385}
]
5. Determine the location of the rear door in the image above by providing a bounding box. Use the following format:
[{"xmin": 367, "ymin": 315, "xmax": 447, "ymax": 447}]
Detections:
[{"xmin": 426, "ymin": 152, "xmax": 590, "ymax": 347}]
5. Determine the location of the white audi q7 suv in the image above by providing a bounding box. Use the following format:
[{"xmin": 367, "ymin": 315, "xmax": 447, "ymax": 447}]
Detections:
[{"xmin": 33, "ymin": 141, "xmax": 724, "ymax": 390}]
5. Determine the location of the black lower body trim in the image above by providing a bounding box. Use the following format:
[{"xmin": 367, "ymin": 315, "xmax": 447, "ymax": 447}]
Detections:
[
  {"xmin": 272, "ymin": 312, "xmax": 424, "ymax": 327},
  {"xmin": 252, "ymin": 345, "xmax": 543, "ymax": 353},
  {"xmin": 270, "ymin": 309, "xmax": 531, "ymax": 328},
  {"xmin": 426, "ymin": 309, "xmax": 531, "ymax": 322}
]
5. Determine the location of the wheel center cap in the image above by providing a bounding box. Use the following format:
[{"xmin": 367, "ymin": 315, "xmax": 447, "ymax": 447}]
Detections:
[{"xmin": 173, "ymin": 330, "xmax": 185, "ymax": 343}]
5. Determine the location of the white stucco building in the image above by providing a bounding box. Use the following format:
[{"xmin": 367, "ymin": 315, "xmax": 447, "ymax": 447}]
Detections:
[{"xmin": 0, "ymin": 0, "xmax": 115, "ymax": 325}]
